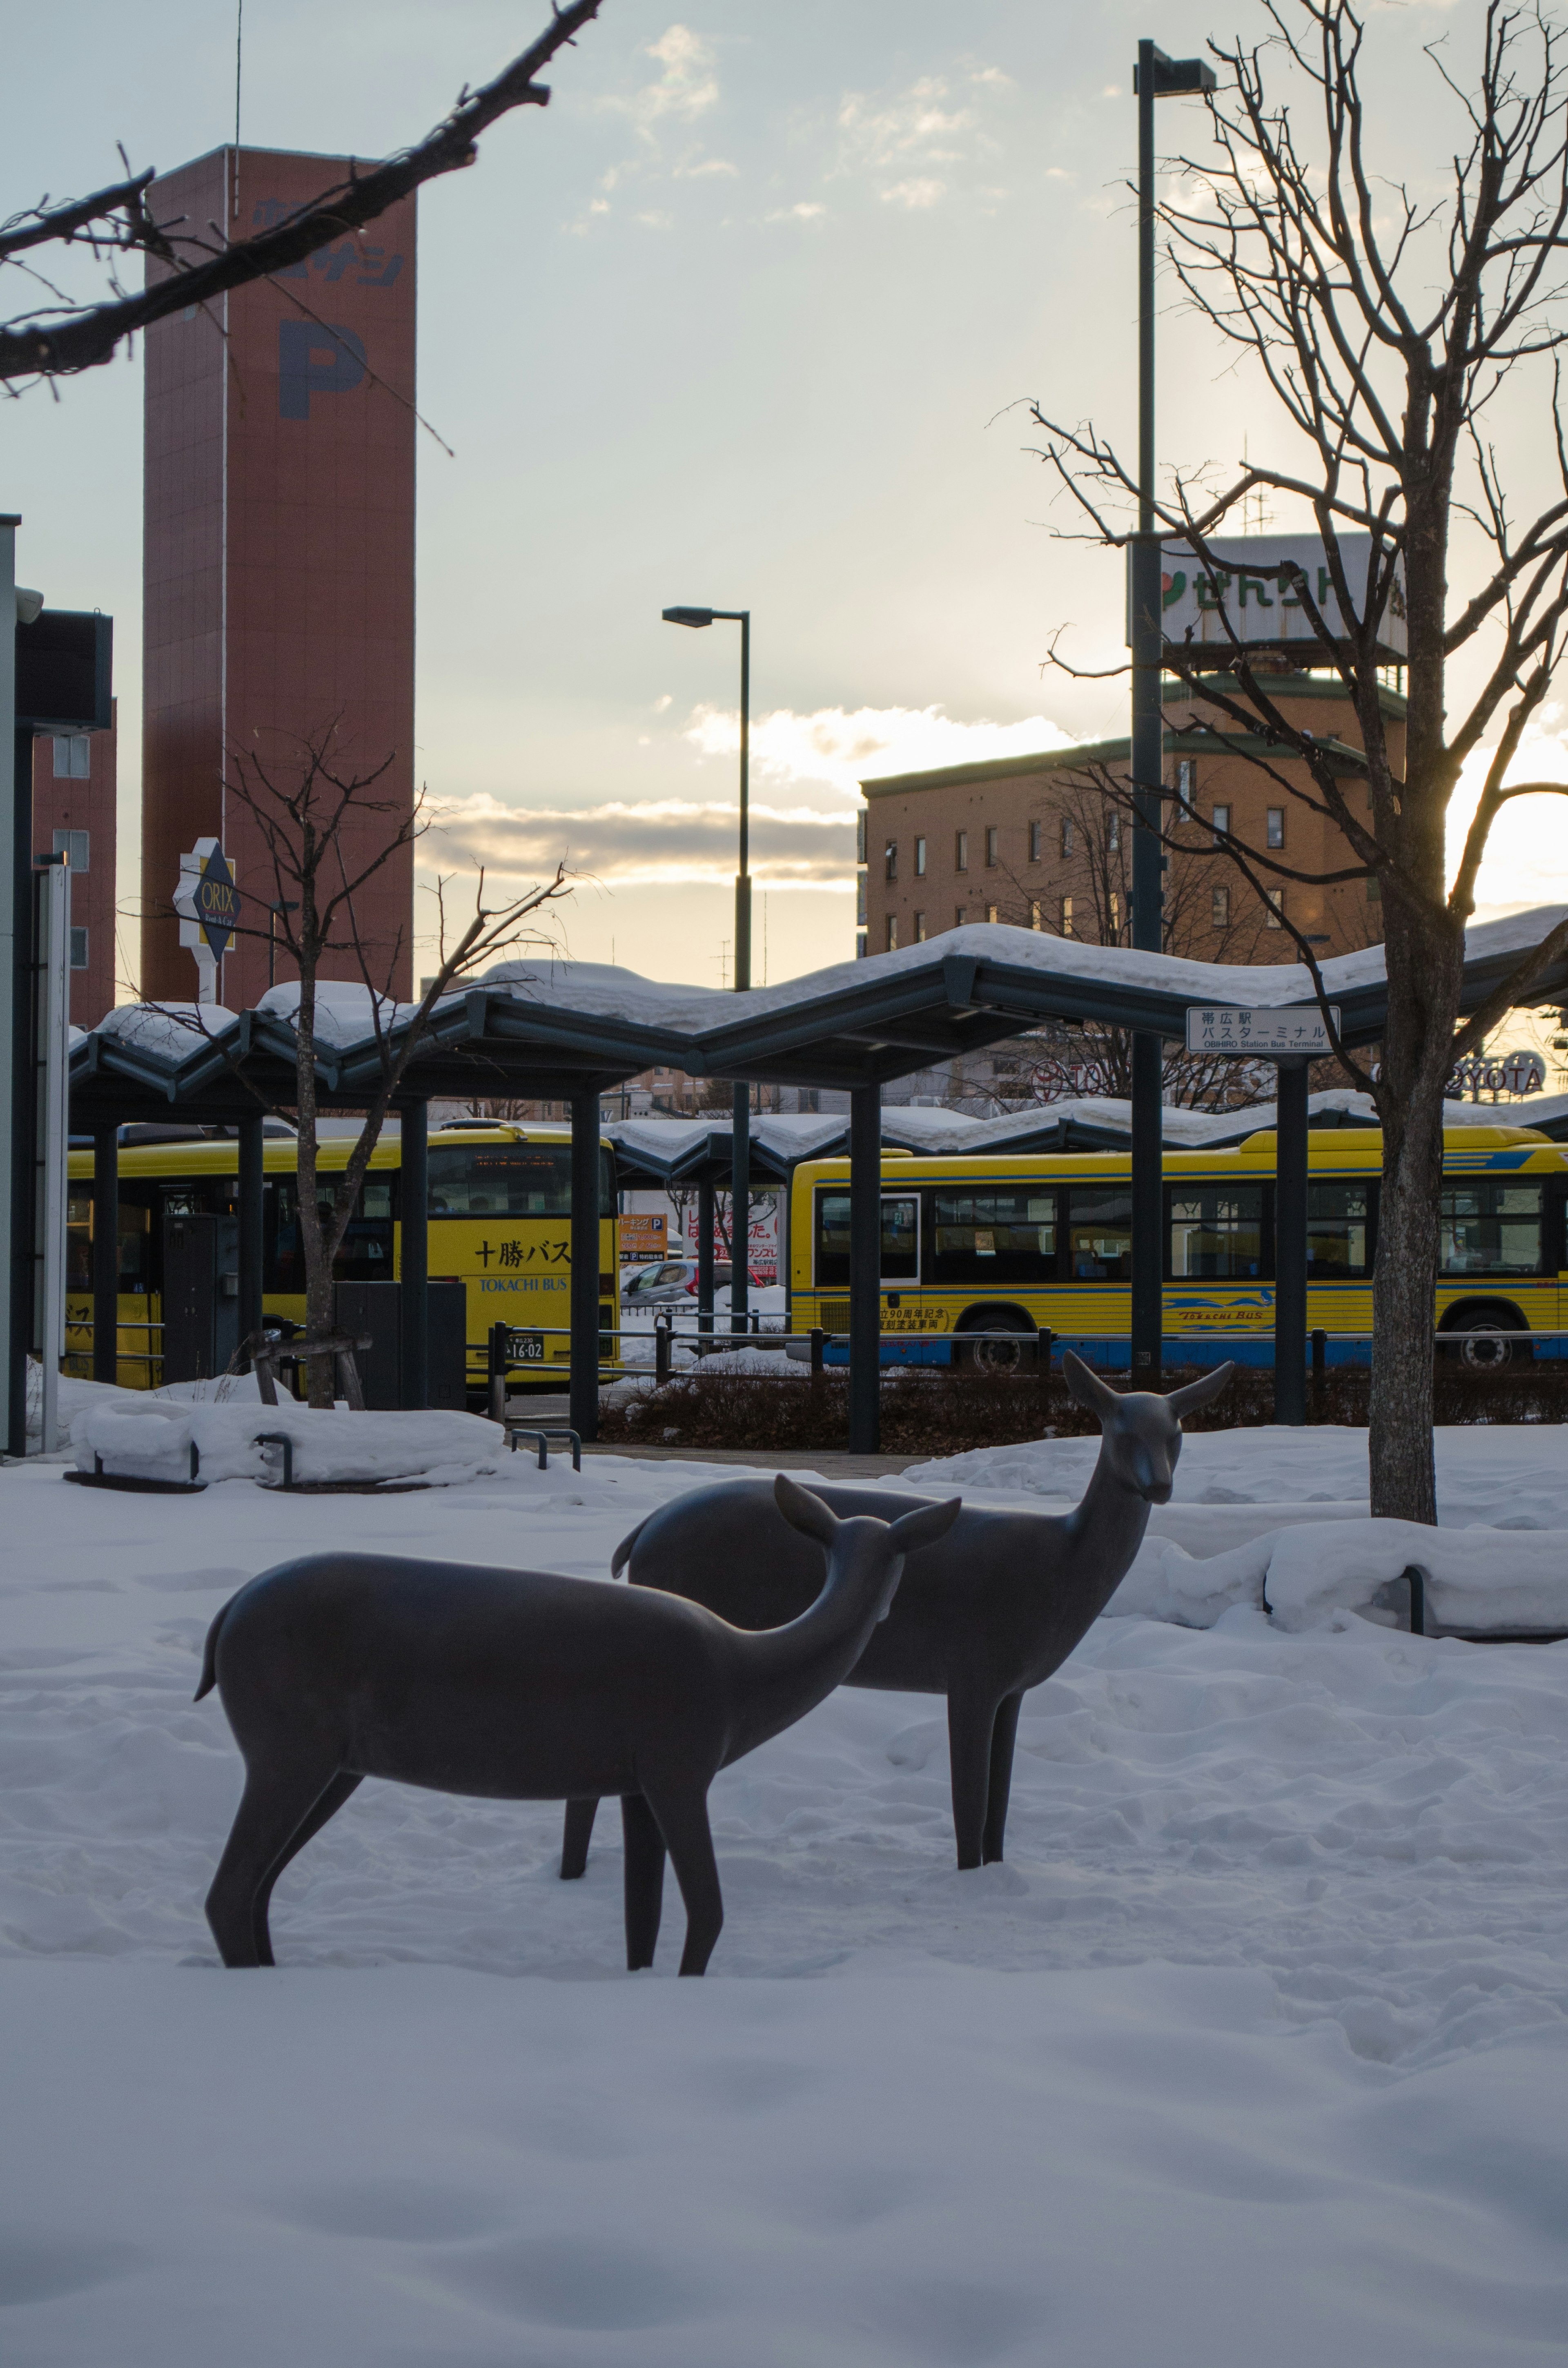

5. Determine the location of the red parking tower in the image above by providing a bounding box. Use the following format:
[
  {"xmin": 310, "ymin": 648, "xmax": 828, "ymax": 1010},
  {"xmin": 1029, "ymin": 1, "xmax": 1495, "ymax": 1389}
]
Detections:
[{"xmin": 141, "ymin": 146, "xmax": 416, "ymax": 1007}]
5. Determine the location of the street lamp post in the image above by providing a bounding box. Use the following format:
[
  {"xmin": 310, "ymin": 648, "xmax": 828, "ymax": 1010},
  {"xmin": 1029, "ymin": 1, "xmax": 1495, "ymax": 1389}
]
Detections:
[
  {"xmin": 1128, "ymin": 40, "xmax": 1216, "ymax": 1380},
  {"xmin": 663, "ymin": 604, "xmax": 752, "ymax": 1336}
]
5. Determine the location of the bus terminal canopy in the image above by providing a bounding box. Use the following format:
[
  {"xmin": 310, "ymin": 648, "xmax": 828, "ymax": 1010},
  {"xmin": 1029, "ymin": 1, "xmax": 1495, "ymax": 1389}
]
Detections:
[{"xmin": 66, "ymin": 910, "xmax": 1568, "ymax": 1449}]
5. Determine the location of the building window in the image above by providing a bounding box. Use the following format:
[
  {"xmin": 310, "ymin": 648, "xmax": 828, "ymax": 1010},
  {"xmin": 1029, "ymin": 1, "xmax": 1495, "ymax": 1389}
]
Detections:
[
  {"xmin": 1212, "ymin": 883, "xmax": 1230, "ymax": 928},
  {"xmin": 955, "ymin": 830, "xmax": 968, "ymax": 872},
  {"xmin": 69, "ymin": 927, "xmax": 88, "ymax": 971},
  {"xmin": 886, "ymin": 915, "xmax": 899, "ymax": 952},
  {"xmin": 52, "ymin": 736, "xmax": 90, "ymax": 780},
  {"xmin": 985, "ymin": 903, "xmax": 999, "ymax": 924},
  {"xmin": 955, "ymin": 904, "xmax": 968, "ymax": 926},
  {"xmin": 884, "ymin": 840, "xmax": 898, "ymax": 883},
  {"xmin": 913, "ymin": 911, "xmax": 927, "ymax": 941},
  {"xmin": 855, "ymin": 874, "xmax": 866, "ymax": 925},
  {"xmin": 1107, "ymin": 811, "xmax": 1121, "ymax": 852},
  {"xmin": 985, "ymin": 827, "xmax": 999, "ymax": 867},
  {"xmin": 1028, "ymin": 821, "xmax": 1042, "ymax": 863},
  {"xmin": 856, "ymin": 812, "xmax": 867, "ymax": 863},
  {"xmin": 1060, "ymin": 818, "xmax": 1074, "ymax": 858},
  {"xmin": 1266, "ymin": 807, "xmax": 1285, "ymax": 848},
  {"xmin": 856, "ymin": 930, "xmax": 868, "ymax": 959},
  {"xmin": 1367, "ymin": 872, "xmax": 1382, "ymax": 903},
  {"xmin": 1265, "ymin": 888, "xmax": 1285, "ymax": 928},
  {"xmin": 1109, "ymin": 892, "xmax": 1121, "ymax": 934},
  {"xmin": 1029, "ymin": 899, "xmax": 1042, "ymax": 930},
  {"xmin": 914, "ymin": 835, "xmax": 927, "ymax": 877},
  {"xmin": 52, "ymin": 828, "xmax": 89, "ymax": 872},
  {"xmin": 1175, "ymin": 758, "xmax": 1195, "ymax": 802},
  {"xmin": 1060, "ymin": 896, "xmax": 1074, "ymax": 937},
  {"xmin": 1211, "ymin": 803, "xmax": 1230, "ymax": 843}
]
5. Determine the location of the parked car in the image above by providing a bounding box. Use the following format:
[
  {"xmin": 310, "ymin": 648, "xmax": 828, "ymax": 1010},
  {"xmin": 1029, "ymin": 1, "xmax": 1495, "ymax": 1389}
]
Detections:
[{"xmin": 620, "ymin": 1258, "xmax": 760, "ymax": 1307}]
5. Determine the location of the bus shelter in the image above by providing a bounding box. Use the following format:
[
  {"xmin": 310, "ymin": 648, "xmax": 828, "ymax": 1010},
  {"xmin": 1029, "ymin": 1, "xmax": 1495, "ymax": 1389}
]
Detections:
[{"xmin": 67, "ymin": 908, "xmax": 1568, "ymax": 1453}]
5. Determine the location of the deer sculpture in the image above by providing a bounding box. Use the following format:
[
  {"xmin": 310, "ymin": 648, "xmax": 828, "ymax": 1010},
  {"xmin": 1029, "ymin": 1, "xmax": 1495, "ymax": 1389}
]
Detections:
[
  {"xmin": 561, "ymin": 1353, "xmax": 1232, "ymax": 1879},
  {"xmin": 196, "ymin": 1476, "xmax": 959, "ymax": 1976}
]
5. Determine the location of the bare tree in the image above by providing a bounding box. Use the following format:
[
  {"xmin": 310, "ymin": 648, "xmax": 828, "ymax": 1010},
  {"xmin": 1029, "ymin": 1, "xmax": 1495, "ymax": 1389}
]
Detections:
[
  {"xmin": 0, "ymin": 0, "xmax": 604, "ymax": 386},
  {"xmin": 207, "ymin": 731, "xmax": 570, "ymax": 1405},
  {"xmin": 992, "ymin": 771, "xmax": 1281, "ymax": 1108},
  {"xmin": 1034, "ymin": 0, "xmax": 1568, "ymax": 1521}
]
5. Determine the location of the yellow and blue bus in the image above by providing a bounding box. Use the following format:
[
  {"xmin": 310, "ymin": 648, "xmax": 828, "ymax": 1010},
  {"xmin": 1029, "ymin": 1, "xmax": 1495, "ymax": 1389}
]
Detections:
[
  {"xmin": 789, "ymin": 1123, "xmax": 1568, "ymax": 1370},
  {"xmin": 65, "ymin": 1122, "xmax": 619, "ymax": 1394}
]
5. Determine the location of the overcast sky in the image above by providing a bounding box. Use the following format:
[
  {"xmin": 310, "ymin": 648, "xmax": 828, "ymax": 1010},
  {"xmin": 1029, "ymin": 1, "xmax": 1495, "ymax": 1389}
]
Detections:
[{"xmin": 9, "ymin": 0, "xmax": 1568, "ymax": 997}]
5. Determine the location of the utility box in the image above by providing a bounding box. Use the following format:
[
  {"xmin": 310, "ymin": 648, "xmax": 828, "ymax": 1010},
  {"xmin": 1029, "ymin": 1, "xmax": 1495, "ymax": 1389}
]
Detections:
[
  {"xmin": 334, "ymin": 1280, "xmax": 468, "ymax": 1409},
  {"xmin": 162, "ymin": 1213, "xmax": 240, "ymax": 1384}
]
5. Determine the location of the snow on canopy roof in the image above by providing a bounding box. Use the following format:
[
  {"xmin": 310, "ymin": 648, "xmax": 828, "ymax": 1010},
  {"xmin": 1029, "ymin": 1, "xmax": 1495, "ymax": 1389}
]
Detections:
[
  {"xmin": 254, "ymin": 981, "xmax": 411, "ymax": 1045},
  {"xmin": 93, "ymin": 1003, "xmax": 240, "ymax": 1062}
]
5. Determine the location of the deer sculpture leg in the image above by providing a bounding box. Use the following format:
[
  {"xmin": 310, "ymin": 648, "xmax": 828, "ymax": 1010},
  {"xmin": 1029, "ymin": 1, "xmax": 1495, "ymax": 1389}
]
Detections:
[
  {"xmin": 642, "ymin": 1781, "xmax": 725, "ymax": 1976},
  {"xmin": 205, "ymin": 1759, "xmax": 345, "ymax": 1967},
  {"xmin": 561, "ymin": 1796, "xmax": 599, "ymax": 1881},
  {"xmin": 945, "ymin": 1689, "xmax": 1002, "ymax": 1873},
  {"xmin": 249, "ymin": 1771, "xmax": 364, "ymax": 1965},
  {"xmin": 982, "ymin": 1693, "xmax": 1024, "ymax": 1865},
  {"xmin": 621, "ymin": 1794, "xmax": 666, "ymax": 1970}
]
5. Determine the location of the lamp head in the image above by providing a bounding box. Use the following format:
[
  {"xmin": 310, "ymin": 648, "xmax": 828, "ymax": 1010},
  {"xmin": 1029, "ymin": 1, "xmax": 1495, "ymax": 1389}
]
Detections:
[{"xmin": 662, "ymin": 606, "xmax": 714, "ymax": 629}]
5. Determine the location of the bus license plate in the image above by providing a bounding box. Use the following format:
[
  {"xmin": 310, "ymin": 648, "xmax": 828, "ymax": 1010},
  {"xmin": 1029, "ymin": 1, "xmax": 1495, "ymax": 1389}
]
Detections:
[{"xmin": 507, "ymin": 1330, "xmax": 545, "ymax": 1364}]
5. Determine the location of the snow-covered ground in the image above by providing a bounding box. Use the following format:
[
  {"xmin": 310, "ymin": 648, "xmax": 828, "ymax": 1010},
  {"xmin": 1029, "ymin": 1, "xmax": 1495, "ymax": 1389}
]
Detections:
[{"xmin": 3, "ymin": 1427, "xmax": 1567, "ymax": 2363}]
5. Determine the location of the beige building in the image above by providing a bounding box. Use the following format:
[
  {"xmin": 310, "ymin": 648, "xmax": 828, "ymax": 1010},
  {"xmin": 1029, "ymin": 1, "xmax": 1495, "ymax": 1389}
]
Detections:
[{"xmin": 858, "ymin": 671, "xmax": 1402, "ymax": 963}]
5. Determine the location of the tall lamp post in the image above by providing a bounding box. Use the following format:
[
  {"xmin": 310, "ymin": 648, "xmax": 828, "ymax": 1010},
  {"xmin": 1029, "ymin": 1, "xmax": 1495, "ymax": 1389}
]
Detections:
[
  {"xmin": 1128, "ymin": 40, "xmax": 1216, "ymax": 1380},
  {"xmin": 663, "ymin": 603, "xmax": 752, "ymax": 1336}
]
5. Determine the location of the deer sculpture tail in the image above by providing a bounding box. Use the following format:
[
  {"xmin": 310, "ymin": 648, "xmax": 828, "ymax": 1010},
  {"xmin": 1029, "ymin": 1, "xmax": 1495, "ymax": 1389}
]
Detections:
[
  {"xmin": 194, "ymin": 1597, "xmax": 236, "ymax": 1701},
  {"xmin": 610, "ymin": 1516, "xmax": 651, "ymax": 1579}
]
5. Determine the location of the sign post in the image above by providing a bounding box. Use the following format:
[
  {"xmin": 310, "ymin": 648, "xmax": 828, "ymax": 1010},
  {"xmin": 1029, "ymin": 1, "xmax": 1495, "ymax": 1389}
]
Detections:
[
  {"xmin": 174, "ymin": 838, "xmax": 238, "ymax": 1004},
  {"xmin": 33, "ymin": 856, "xmax": 71, "ymax": 1452},
  {"xmin": 1186, "ymin": 1005, "xmax": 1341, "ymax": 1426}
]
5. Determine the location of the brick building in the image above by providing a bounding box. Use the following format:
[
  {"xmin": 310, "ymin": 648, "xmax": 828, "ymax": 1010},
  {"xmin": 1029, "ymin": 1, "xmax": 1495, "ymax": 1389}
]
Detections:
[
  {"xmin": 858, "ymin": 672, "xmax": 1402, "ymax": 963},
  {"xmin": 32, "ymin": 702, "xmax": 118, "ymax": 1026},
  {"xmin": 141, "ymin": 146, "xmax": 416, "ymax": 1007}
]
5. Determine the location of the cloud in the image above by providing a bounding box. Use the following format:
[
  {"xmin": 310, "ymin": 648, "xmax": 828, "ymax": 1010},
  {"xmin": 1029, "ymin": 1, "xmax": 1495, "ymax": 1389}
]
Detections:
[
  {"xmin": 880, "ymin": 178, "xmax": 946, "ymax": 210},
  {"xmin": 683, "ymin": 701, "xmax": 1076, "ymax": 798},
  {"xmin": 607, "ymin": 24, "xmax": 719, "ymax": 131},
  {"xmin": 423, "ymin": 794, "xmax": 856, "ymax": 893},
  {"xmin": 765, "ymin": 201, "xmax": 827, "ymax": 223},
  {"xmin": 675, "ymin": 156, "xmax": 739, "ymax": 180}
]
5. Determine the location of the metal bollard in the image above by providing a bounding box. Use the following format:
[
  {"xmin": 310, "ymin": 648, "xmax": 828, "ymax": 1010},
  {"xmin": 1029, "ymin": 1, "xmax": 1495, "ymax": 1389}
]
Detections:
[
  {"xmin": 1040, "ymin": 1327, "xmax": 1054, "ymax": 1373},
  {"xmin": 487, "ymin": 1320, "xmax": 508, "ymax": 1424},
  {"xmin": 810, "ymin": 1327, "xmax": 825, "ymax": 1376},
  {"xmin": 655, "ymin": 1316, "xmax": 671, "ymax": 1387},
  {"xmin": 1311, "ymin": 1327, "xmax": 1327, "ymax": 1418}
]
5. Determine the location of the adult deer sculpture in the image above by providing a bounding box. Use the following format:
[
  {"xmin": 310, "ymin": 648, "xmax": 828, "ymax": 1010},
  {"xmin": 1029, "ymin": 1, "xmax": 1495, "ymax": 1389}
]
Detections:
[
  {"xmin": 563, "ymin": 1353, "xmax": 1232, "ymax": 1877},
  {"xmin": 196, "ymin": 1476, "xmax": 958, "ymax": 1976}
]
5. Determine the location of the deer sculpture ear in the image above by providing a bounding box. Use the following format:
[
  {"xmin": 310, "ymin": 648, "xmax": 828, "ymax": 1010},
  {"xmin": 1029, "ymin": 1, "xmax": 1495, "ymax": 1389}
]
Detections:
[
  {"xmin": 1062, "ymin": 1348, "xmax": 1122, "ymax": 1414},
  {"xmin": 1166, "ymin": 1360, "xmax": 1236, "ymax": 1418},
  {"xmin": 774, "ymin": 1473, "xmax": 839, "ymax": 1545},
  {"xmin": 889, "ymin": 1496, "xmax": 962, "ymax": 1555}
]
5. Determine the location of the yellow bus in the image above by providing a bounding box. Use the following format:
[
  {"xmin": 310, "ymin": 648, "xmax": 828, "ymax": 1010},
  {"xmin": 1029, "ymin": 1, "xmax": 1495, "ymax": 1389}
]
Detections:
[
  {"xmin": 789, "ymin": 1123, "xmax": 1568, "ymax": 1371},
  {"xmin": 64, "ymin": 1121, "xmax": 619, "ymax": 1395}
]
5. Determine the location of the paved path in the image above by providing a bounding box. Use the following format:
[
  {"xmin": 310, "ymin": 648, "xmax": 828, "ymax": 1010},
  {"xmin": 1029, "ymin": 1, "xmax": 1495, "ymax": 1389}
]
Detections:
[{"xmin": 579, "ymin": 1443, "xmax": 924, "ymax": 1478}]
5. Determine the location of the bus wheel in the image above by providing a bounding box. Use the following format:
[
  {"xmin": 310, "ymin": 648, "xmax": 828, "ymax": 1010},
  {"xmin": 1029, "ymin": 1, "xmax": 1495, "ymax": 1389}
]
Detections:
[
  {"xmin": 956, "ymin": 1316, "xmax": 1036, "ymax": 1373},
  {"xmin": 1442, "ymin": 1310, "xmax": 1528, "ymax": 1370}
]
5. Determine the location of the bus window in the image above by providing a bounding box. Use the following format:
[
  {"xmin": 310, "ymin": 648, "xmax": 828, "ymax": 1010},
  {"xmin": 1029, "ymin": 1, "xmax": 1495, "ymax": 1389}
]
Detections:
[
  {"xmin": 266, "ymin": 1177, "xmax": 394, "ymax": 1291},
  {"xmin": 932, "ymin": 1190, "xmax": 1057, "ymax": 1285},
  {"xmin": 1066, "ymin": 1188, "xmax": 1130, "ymax": 1281},
  {"xmin": 1307, "ymin": 1183, "xmax": 1372, "ymax": 1276},
  {"xmin": 815, "ymin": 1191, "xmax": 922, "ymax": 1285},
  {"xmin": 1439, "ymin": 1181, "xmax": 1543, "ymax": 1275},
  {"xmin": 1169, "ymin": 1187, "xmax": 1265, "ymax": 1279},
  {"xmin": 67, "ymin": 1192, "xmax": 92, "ymax": 1289},
  {"xmin": 427, "ymin": 1142, "xmax": 617, "ymax": 1217}
]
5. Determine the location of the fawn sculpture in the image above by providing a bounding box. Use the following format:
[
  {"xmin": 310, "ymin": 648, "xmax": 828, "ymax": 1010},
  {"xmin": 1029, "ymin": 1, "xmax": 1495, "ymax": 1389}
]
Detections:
[
  {"xmin": 562, "ymin": 1353, "xmax": 1232, "ymax": 1878},
  {"xmin": 196, "ymin": 1475, "xmax": 958, "ymax": 1976}
]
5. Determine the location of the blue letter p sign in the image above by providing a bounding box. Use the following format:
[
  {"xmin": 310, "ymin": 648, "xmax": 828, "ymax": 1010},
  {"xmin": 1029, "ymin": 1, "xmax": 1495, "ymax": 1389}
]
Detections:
[{"xmin": 278, "ymin": 321, "xmax": 368, "ymax": 420}]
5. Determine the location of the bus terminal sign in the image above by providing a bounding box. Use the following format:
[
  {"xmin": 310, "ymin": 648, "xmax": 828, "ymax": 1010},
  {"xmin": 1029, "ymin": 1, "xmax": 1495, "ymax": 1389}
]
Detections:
[{"xmin": 1187, "ymin": 1005, "xmax": 1339, "ymax": 1059}]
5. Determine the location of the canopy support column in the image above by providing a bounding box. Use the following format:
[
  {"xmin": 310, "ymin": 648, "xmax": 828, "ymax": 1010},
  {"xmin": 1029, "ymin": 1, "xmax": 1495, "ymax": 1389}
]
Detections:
[
  {"xmin": 398, "ymin": 1100, "xmax": 428, "ymax": 1409},
  {"xmin": 849, "ymin": 1080, "xmax": 880, "ymax": 1454},
  {"xmin": 570, "ymin": 1090, "xmax": 601, "ymax": 1443},
  {"xmin": 697, "ymin": 1175, "xmax": 715, "ymax": 1336},
  {"xmin": 91, "ymin": 1122, "xmax": 118, "ymax": 1385},
  {"xmin": 1274, "ymin": 1059, "xmax": 1308, "ymax": 1426},
  {"xmin": 730, "ymin": 1082, "xmax": 750, "ymax": 1333},
  {"xmin": 236, "ymin": 1112, "xmax": 263, "ymax": 1367}
]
